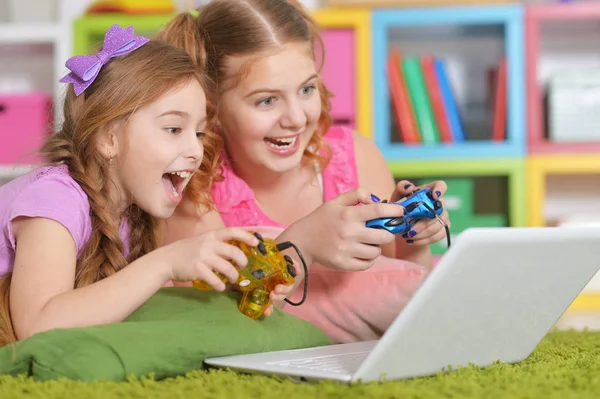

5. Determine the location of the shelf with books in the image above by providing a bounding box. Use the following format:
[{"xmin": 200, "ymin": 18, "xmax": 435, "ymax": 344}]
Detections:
[
  {"xmin": 526, "ymin": 154, "xmax": 600, "ymax": 227},
  {"xmin": 525, "ymin": 2, "xmax": 600, "ymax": 154},
  {"xmin": 372, "ymin": 4, "xmax": 525, "ymax": 161}
]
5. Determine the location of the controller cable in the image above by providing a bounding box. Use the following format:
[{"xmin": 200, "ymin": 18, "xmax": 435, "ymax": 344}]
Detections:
[
  {"xmin": 382, "ymin": 198, "xmax": 451, "ymax": 248},
  {"xmin": 275, "ymin": 241, "xmax": 309, "ymax": 306},
  {"xmin": 420, "ymin": 202, "xmax": 452, "ymax": 248}
]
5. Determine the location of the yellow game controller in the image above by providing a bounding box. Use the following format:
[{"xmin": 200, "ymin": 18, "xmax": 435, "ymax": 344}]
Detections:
[{"xmin": 192, "ymin": 232, "xmax": 308, "ymax": 319}]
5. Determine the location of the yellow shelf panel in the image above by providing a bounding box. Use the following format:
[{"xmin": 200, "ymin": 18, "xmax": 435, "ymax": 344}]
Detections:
[
  {"xmin": 527, "ymin": 154, "xmax": 600, "ymax": 226},
  {"xmin": 529, "ymin": 153, "xmax": 600, "ymax": 174},
  {"xmin": 313, "ymin": 8, "xmax": 372, "ymax": 139},
  {"xmin": 567, "ymin": 293, "xmax": 600, "ymax": 312}
]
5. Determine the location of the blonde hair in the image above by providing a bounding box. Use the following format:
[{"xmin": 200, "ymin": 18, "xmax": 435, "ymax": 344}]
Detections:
[
  {"xmin": 156, "ymin": 0, "xmax": 333, "ymax": 169},
  {"xmin": 0, "ymin": 40, "xmax": 222, "ymax": 346}
]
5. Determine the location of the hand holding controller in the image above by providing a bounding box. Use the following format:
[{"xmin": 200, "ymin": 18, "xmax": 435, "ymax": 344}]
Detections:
[
  {"xmin": 192, "ymin": 232, "xmax": 308, "ymax": 319},
  {"xmin": 365, "ymin": 188, "xmax": 451, "ymax": 247}
]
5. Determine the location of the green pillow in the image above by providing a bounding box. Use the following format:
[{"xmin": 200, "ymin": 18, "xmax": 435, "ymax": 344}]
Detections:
[{"xmin": 0, "ymin": 287, "xmax": 331, "ymax": 382}]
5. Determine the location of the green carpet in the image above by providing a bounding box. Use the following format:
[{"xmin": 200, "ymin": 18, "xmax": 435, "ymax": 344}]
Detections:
[{"xmin": 2, "ymin": 329, "xmax": 600, "ymax": 398}]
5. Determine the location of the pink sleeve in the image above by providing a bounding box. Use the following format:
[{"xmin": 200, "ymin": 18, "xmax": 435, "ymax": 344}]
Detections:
[{"xmin": 6, "ymin": 174, "xmax": 91, "ymax": 256}]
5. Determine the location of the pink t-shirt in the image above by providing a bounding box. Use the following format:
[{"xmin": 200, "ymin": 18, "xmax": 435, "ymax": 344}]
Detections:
[
  {"xmin": 211, "ymin": 125, "xmax": 359, "ymax": 227},
  {"xmin": 0, "ymin": 164, "xmax": 129, "ymax": 277}
]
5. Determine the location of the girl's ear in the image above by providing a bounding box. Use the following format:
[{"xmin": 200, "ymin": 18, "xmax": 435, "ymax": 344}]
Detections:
[{"xmin": 96, "ymin": 122, "xmax": 120, "ymax": 161}]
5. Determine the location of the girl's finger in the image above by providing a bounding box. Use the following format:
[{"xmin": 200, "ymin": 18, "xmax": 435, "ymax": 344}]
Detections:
[
  {"xmin": 348, "ymin": 242, "xmax": 382, "ymax": 261},
  {"xmin": 193, "ymin": 269, "xmax": 227, "ymax": 292},
  {"xmin": 264, "ymin": 304, "xmax": 274, "ymax": 317},
  {"xmin": 205, "ymin": 253, "xmax": 240, "ymax": 283},
  {"xmin": 407, "ymin": 228, "xmax": 448, "ymax": 246},
  {"xmin": 215, "ymin": 227, "xmax": 260, "ymax": 247},
  {"xmin": 212, "ymin": 242, "xmax": 249, "ymax": 268}
]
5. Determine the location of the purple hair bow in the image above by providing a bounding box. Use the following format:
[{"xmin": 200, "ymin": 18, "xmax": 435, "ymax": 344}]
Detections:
[{"xmin": 60, "ymin": 24, "xmax": 149, "ymax": 96}]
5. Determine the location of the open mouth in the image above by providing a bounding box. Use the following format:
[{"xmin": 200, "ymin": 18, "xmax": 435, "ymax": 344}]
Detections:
[
  {"xmin": 264, "ymin": 135, "xmax": 298, "ymax": 149},
  {"xmin": 162, "ymin": 170, "xmax": 193, "ymax": 198}
]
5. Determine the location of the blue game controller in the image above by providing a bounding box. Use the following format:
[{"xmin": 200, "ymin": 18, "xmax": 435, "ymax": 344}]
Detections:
[{"xmin": 366, "ymin": 188, "xmax": 444, "ymax": 235}]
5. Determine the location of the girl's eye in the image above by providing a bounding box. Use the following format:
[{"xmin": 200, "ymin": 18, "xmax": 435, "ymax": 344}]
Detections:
[
  {"xmin": 257, "ymin": 96, "xmax": 275, "ymax": 107},
  {"xmin": 166, "ymin": 127, "xmax": 181, "ymax": 134},
  {"xmin": 196, "ymin": 131, "xmax": 205, "ymax": 139},
  {"xmin": 301, "ymin": 85, "xmax": 316, "ymax": 95}
]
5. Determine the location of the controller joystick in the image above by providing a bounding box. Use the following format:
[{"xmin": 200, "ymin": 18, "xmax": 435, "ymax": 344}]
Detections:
[
  {"xmin": 192, "ymin": 232, "xmax": 308, "ymax": 320},
  {"xmin": 366, "ymin": 187, "xmax": 451, "ymax": 248}
]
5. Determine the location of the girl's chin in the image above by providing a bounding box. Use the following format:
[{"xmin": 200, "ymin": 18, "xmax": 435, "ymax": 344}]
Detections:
[{"xmin": 262, "ymin": 152, "xmax": 305, "ymax": 173}]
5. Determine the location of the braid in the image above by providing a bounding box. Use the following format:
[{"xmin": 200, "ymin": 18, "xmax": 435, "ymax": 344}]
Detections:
[
  {"xmin": 0, "ymin": 274, "xmax": 16, "ymax": 346},
  {"xmin": 125, "ymin": 204, "xmax": 158, "ymax": 265},
  {"xmin": 72, "ymin": 159, "xmax": 127, "ymax": 286},
  {"xmin": 41, "ymin": 126, "xmax": 129, "ymax": 287}
]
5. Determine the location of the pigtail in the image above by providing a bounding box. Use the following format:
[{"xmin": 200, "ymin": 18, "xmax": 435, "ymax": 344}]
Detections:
[
  {"xmin": 0, "ymin": 274, "xmax": 16, "ymax": 346},
  {"xmin": 68, "ymin": 152, "xmax": 127, "ymax": 285},
  {"xmin": 40, "ymin": 93, "xmax": 129, "ymax": 286},
  {"xmin": 155, "ymin": 12, "xmax": 209, "ymax": 72},
  {"xmin": 125, "ymin": 204, "xmax": 158, "ymax": 265}
]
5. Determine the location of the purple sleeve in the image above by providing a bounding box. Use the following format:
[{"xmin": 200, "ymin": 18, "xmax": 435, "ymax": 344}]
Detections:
[{"xmin": 6, "ymin": 173, "xmax": 91, "ymax": 256}]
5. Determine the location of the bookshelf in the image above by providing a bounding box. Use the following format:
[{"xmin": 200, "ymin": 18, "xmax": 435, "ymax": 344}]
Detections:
[
  {"xmin": 524, "ymin": 2, "xmax": 600, "ymax": 231},
  {"xmin": 522, "ymin": 2, "xmax": 600, "ymax": 316},
  {"xmin": 372, "ymin": 4, "xmax": 525, "ymax": 161},
  {"xmin": 525, "ymin": 2, "xmax": 600, "ymax": 155},
  {"xmin": 0, "ymin": 0, "xmax": 82, "ymax": 183}
]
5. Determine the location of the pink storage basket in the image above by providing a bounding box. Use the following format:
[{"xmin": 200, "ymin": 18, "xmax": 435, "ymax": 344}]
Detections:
[
  {"xmin": 317, "ymin": 29, "xmax": 356, "ymax": 128},
  {"xmin": 0, "ymin": 92, "xmax": 53, "ymax": 165}
]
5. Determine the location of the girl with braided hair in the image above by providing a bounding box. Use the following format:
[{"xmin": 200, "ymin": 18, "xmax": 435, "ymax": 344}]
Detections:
[{"xmin": 0, "ymin": 24, "xmax": 269, "ymax": 347}]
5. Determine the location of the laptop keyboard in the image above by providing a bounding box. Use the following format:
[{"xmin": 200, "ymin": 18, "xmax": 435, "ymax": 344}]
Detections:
[{"xmin": 268, "ymin": 351, "xmax": 369, "ymax": 374}]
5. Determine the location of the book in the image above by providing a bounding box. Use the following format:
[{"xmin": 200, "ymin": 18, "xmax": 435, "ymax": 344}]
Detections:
[
  {"xmin": 421, "ymin": 55, "xmax": 453, "ymax": 143},
  {"xmin": 402, "ymin": 57, "xmax": 441, "ymax": 144},
  {"xmin": 433, "ymin": 58, "xmax": 465, "ymax": 142},
  {"xmin": 387, "ymin": 48, "xmax": 420, "ymax": 144},
  {"xmin": 492, "ymin": 57, "xmax": 507, "ymax": 142}
]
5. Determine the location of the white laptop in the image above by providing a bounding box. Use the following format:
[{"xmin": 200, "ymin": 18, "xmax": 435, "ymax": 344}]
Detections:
[{"xmin": 204, "ymin": 226, "xmax": 600, "ymax": 383}]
